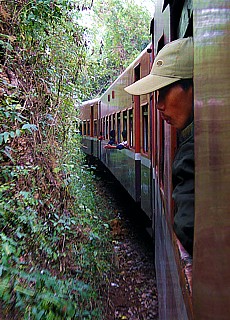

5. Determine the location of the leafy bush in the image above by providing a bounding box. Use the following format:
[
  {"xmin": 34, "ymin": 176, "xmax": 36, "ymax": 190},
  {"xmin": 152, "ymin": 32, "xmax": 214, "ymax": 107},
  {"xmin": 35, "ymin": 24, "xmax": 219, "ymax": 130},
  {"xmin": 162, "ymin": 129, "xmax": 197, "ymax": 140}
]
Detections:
[
  {"xmin": 0, "ymin": 1, "xmax": 112, "ymax": 318},
  {"xmin": 0, "ymin": 135, "xmax": 112, "ymax": 319}
]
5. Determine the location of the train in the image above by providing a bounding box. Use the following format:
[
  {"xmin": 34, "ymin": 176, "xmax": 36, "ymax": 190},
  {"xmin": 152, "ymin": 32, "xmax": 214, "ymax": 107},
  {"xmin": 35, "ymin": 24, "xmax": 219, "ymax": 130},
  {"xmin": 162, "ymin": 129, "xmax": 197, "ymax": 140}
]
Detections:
[{"xmin": 79, "ymin": 0, "xmax": 230, "ymax": 319}]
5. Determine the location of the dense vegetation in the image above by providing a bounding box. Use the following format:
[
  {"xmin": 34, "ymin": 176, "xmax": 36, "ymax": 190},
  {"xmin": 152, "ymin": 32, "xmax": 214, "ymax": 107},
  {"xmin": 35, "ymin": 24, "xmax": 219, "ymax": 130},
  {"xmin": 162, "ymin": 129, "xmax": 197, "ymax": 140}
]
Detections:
[
  {"xmin": 0, "ymin": 0, "xmax": 152, "ymax": 318},
  {"xmin": 79, "ymin": 0, "xmax": 152, "ymax": 99}
]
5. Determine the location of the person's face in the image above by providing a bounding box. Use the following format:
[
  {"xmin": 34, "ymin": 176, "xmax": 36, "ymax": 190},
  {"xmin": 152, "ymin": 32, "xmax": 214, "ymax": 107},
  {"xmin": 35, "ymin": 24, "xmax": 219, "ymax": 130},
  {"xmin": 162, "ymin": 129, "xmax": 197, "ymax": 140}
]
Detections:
[{"xmin": 156, "ymin": 83, "xmax": 193, "ymax": 130}]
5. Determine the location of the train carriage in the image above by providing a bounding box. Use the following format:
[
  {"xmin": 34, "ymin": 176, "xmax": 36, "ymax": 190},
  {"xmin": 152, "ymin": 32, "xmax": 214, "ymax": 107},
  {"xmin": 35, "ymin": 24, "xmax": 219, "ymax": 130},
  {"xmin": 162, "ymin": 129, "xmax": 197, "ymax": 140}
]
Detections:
[
  {"xmin": 153, "ymin": 1, "xmax": 194, "ymax": 319},
  {"xmin": 100, "ymin": 43, "xmax": 154, "ymax": 212},
  {"xmin": 79, "ymin": 0, "xmax": 230, "ymax": 319},
  {"xmin": 80, "ymin": 98, "xmax": 100, "ymax": 157}
]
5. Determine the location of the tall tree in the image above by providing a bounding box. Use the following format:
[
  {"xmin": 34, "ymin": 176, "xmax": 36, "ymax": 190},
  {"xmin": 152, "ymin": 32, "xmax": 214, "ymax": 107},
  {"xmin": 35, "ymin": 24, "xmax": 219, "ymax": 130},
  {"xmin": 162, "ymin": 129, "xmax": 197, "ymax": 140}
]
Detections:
[{"xmin": 78, "ymin": 0, "xmax": 152, "ymax": 100}]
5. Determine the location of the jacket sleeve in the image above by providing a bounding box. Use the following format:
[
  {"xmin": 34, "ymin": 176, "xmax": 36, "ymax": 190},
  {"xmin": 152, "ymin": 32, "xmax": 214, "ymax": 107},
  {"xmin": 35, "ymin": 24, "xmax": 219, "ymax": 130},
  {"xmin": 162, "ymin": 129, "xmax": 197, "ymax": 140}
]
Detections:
[{"xmin": 172, "ymin": 138, "xmax": 194, "ymax": 256}]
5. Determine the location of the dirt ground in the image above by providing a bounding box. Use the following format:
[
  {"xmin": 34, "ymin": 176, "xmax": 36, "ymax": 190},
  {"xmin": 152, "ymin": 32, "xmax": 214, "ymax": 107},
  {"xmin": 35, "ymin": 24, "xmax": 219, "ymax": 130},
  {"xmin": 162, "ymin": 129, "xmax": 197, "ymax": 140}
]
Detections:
[{"xmin": 95, "ymin": 165, "xmax": 158, "ymax": 320}]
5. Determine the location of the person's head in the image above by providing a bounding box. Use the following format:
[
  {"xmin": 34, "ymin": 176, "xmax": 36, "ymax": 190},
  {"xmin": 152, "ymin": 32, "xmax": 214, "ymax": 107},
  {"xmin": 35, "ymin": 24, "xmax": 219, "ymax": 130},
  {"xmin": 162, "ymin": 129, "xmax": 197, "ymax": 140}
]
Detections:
[
  {"xmin": 156, "ymin": 78, "xmax": 193, "ymax": 130},
  {"xmin": 125, "ymin": 37, "xmax": 194, "ymax": 130},
  {"xmin": 110, "ymin": 129, "xmax": 115, "ymax": 139}
]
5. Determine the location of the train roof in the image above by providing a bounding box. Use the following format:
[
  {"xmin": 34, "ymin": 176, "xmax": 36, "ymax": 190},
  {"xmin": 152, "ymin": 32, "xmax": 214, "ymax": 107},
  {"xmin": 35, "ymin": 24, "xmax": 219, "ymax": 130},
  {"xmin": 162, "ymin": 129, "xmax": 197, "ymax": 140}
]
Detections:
[
  {"xmin": 80, "ymin": 42, "xmax": 151, "ymax": 106},
  {"xmin": 81, "ymin": 97, "xmax": 100, "ymax": 107}
]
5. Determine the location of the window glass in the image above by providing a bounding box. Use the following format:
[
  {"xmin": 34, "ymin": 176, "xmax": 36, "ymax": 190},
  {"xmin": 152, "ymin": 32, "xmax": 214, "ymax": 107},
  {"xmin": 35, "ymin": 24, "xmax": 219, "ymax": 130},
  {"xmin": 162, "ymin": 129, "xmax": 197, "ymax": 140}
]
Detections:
[
  {"xmin": 117, "ymin": 113, "xmax": 121, "ymax": 143},
  {"xmin": 83, "ymin": 121, "xmax": 86, "ymax": 136},
  {"xmin": 129, "ymin": 109, "xmax": 133, "ymax": 147},
  {"xmin": 87, "ymin": 120, "xmax": 90, "ymax": 136},
  {"xmin": 123, "ymin": 110, "xmax": 127, "ymax": 132},
  {"xmin": 105, "ymin": 116, "xmax": 109, "ymax": 139},
  {"xmin": 94, "ymin": 120, "xmax": 97, "ymax": 136},
  {"xmin": 103, "ymin": 117, "xmax": 106, "ymax": 138},
  {"xmin": 142, "ymin": 105, "xmax": 148, "ymax": 153},
  {"xmin": 79, "ymin": 122, "xmax": 82, "ymax": 135},
  {"xmin": 112, "ymin": 114, "xmax": 116, "ymax": 130}
]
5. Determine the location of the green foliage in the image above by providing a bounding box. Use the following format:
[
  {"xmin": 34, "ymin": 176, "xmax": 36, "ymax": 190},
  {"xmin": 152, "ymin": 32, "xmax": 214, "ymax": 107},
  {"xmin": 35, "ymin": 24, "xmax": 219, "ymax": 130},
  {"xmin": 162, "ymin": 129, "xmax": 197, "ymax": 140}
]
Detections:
[
  {"xmin": 0, "ymin": 0, "xmax": 151, "ymax": 318},
  {"xmin": 78, "ymin": 0, "xmax": 152, "ymax": 99},
  {"xmin": 95, "ymin": 0, "xmax": 151, "ymax": 63},
  {"xmin": 0, "ymin": 0, "xmax": 113, "ymax": 318},
  {"xmin": 0, "ymin": 267, "xmax": 99, "ymax": 319},
  {"xmin": 0, "ymin": 134, "xmax": 111, "ymax": 319}
]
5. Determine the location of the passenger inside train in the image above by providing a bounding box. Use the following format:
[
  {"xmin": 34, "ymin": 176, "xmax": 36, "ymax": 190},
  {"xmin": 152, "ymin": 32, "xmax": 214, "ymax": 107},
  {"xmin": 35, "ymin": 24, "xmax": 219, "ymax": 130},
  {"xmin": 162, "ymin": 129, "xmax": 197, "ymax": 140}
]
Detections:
[
  {"xmin": 107, "ymin": 129, "xmax": 116, "ymax": 145},
  {"xmin": 125, "ymin": 37, "xmax": 194, "ymax": 256},
  {"xmin": 104, "ymin": 130, "xmax": 130, "ymax": 150},
  {"xmin": 98, "ymin": 131, "xmax": 104, "ymax": 141}
]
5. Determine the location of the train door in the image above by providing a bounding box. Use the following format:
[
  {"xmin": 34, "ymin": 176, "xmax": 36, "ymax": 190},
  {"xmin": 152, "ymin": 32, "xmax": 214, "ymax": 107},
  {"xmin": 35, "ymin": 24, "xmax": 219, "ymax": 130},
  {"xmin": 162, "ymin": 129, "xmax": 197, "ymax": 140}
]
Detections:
[
  {"xmin": 134, "ymin": 64, "xmax": 140, "ymax": 154},
  {"xmin": 133, "ymin": 64, "xmax": 141, "ymax": 202}
]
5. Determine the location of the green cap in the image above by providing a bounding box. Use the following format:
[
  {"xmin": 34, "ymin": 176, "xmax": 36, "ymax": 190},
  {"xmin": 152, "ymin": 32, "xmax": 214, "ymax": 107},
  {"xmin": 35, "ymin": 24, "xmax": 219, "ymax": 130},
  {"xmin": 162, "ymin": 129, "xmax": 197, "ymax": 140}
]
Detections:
[{"xmin": 124, "ymin": 37, "xmax": 193, "ymax": 95}]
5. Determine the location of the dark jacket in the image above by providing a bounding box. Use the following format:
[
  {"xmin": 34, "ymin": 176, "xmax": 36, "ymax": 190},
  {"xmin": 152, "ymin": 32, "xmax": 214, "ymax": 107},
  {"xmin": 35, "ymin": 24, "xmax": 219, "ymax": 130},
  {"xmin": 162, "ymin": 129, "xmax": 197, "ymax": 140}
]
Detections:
[{"xmin": 172, "ymin": 122, "xmax": 194, "ymax": 256}]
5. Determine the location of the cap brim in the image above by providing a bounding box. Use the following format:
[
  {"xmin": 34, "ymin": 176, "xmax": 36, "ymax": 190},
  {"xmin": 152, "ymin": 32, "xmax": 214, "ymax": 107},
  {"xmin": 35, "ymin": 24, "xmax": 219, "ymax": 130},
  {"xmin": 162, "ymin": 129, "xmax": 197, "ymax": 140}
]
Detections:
[{"xmin": 124, "ymin": 74, "xmax": 180, "ymax": 95}]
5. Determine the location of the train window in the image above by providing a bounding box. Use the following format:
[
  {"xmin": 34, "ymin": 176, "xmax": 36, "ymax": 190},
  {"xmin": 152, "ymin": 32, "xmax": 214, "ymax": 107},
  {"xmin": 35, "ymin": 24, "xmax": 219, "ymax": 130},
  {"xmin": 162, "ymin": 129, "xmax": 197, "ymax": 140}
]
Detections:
[
  {"xmin": 87, "ymin": 120, "xmax": 90, "ymax": 136},
  {"xmin": 79, "ymin": 122, "xmax": 82, "ymax": 135},
  {"xmin": 83, "ymin": 121, "xmax": 86, "ymax": 136},
  {"xmin": 123, "ymin": 110, "xmax": 127, "ymax": 132},
  {"xmin": 109, "ymin": 115, "xmax": 112, "ymax": 135},
  {"xmin": 132, "ymin": 64, "xmax": 141, "ymax": 103},
  {"xmin": 94, "ymin": 120, "xmax": 97, "ymax": 137},
  {"xmin": 142, "ymin": 105, "xmax": 148, "ymax": 153},
  {"xmin": 135, "ymin": 64, "xmax": 140, "ymax": 81},
  {"xmin": 156, "ymin": 34, "xmax": 165, "ymax": 54},
  {"xmin": 102, "ymin": 117, "xmax": 106, "ymax": 139},
  {"xmin": 112, "ymin": 113, "xmax": 116, "ymax": 130},
  {"xmin": 84, "ymin": 121, "xmax": 87, "ymax": 136},
  {"xmin": 105, "ymin": 116, "xmax": 109, "ymax": 139},
  {"xmin": 117, "ymin": 112, "xmax": 121, "ymax": 143},
  {"xmin": 129, "ymin": 109, "xmax": 133, "ymax": 147}
]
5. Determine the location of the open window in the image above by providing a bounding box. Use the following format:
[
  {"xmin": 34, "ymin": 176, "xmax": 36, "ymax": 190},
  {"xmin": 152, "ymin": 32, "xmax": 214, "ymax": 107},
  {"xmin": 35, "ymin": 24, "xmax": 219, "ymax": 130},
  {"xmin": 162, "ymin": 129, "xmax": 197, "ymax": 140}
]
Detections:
[
  {"xmin": 142, "ymin": 104, "xmax": 149, "ymax": 154},
  {"xmin": 105, "ymin": 116, "xmax": 109, "ymax": 139},
  {"xmin": 102, "ymin": 117, "xmax": 106, "ymax": 139},
  {"xmin": 94, "ymin": 120, "xmax": 97, "ymax": 137},
  {"xmin": 87, "ymin": 120, "xmax": 90, "ymax": 136},
  {"xmin": 112, "ymin": 113, "xmax": 116, "ymax": 131},
  {"xmin": 117, "ymin": 112, "xmax": 121, "ymax": 143},
  {"xmin": 123, "ymin": 110, "xmax": 127, "ymax": 132},
  {"xmin": 128, "ymin": 108, "xmax": 134, "ymax": 148}
]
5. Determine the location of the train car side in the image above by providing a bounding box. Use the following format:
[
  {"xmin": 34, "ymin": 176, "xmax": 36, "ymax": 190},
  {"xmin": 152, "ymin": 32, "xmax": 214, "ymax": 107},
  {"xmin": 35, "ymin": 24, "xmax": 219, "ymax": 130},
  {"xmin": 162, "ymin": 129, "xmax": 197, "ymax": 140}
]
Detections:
[
  {"xmin": 79, "ymin": 40, "xmax": 193, "ymax": 320},
  {"xmin": 99, "ymin": 45, "xmax": 153, "ymax": 205},
  {"xmin": 152, "ymin": 1, "xmax": 194, "ymax": 319},
  {"xmin": 80, "ymin": 98, "xmax": 99, "ymax": 157}
]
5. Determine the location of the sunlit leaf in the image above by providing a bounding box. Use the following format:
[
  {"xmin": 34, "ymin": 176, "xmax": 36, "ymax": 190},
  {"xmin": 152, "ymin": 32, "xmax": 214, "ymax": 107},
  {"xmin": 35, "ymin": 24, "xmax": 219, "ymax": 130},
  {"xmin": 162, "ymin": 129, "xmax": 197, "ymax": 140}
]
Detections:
[{"xmin": 21, "ymin": 123, "xmax": 38, "ymax": 133}]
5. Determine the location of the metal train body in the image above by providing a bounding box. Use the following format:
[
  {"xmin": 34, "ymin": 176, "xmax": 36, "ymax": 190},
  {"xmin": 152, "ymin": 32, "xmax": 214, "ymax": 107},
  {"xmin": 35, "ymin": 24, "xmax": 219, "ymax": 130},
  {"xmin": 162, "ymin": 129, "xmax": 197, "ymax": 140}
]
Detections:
[{"xmin": 79, "ymin": 0, "xmax": 230, "ymax": 319}]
